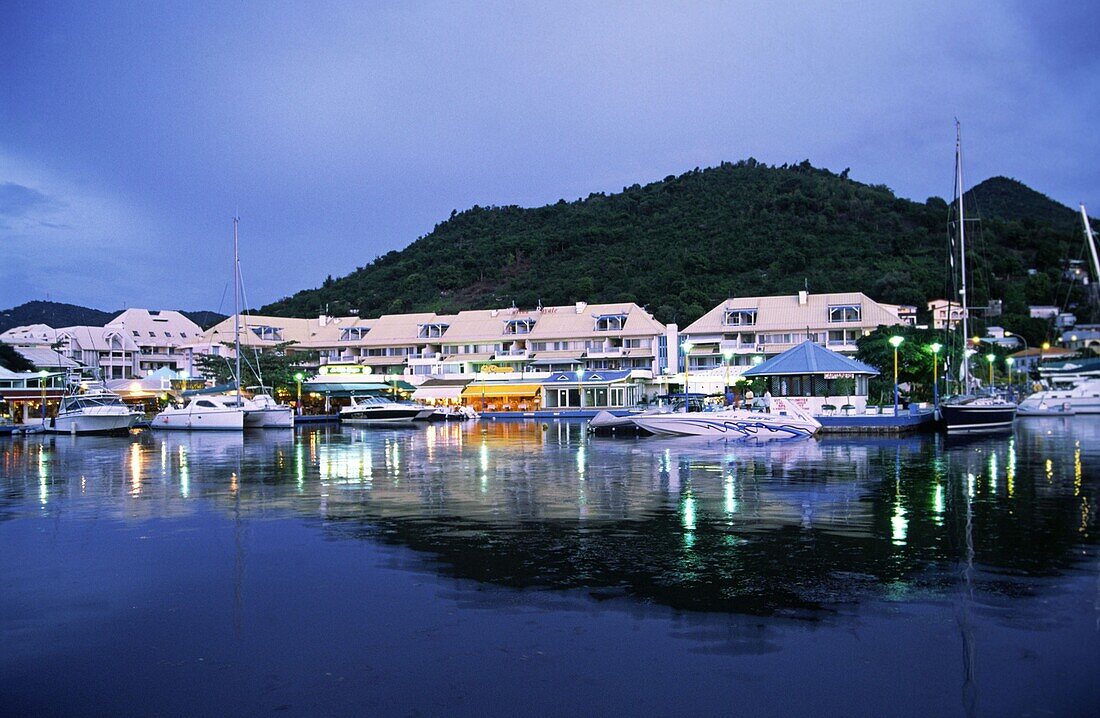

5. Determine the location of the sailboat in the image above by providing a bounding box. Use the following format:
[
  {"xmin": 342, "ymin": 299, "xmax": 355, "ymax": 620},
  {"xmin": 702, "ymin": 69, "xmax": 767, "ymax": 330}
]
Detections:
[
  {"xmin": 940, "ymin": 122, "xmax": 1018, "ymax": 433},
  {"xmin": 228, "ymin": 217, "xmax": 295, "ymax": 428}
]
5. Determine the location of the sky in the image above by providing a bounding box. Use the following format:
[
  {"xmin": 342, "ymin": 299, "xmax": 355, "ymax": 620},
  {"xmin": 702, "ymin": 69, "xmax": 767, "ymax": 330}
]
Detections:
[{"xmin": 2, "ymin": 1, "xmax": 1099, "ymax": 312}]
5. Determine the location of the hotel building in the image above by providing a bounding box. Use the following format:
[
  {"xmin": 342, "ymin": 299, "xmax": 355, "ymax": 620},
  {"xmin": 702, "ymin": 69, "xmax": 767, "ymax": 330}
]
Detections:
[{"xmin": 679, "ymin": 291, "xmax": 904, "ymax": 392}]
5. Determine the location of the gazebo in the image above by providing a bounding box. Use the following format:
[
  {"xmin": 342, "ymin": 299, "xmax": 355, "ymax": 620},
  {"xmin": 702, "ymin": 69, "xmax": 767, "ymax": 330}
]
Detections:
[{"xmin": 741, "ymin": 340, "xmax": 879, "ymax": 414}]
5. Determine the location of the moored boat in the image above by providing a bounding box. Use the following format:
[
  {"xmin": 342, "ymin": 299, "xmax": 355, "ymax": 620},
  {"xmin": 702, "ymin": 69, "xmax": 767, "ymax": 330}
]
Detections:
[
  {"xmin": 44, "ymin": 384, "xmax": 141, "ymax": 435},
  {"xmin": 340, "ymin": 396, "xmax": 434, "ymax": 425},
  {"xmin": 151, "ymin": 396, "xmax": 245, "ymax": 431},
  {"xmin": 631, "ymin": 402, "xmax": 820, "ymax": 440},
  {"xmin": 1017, "ymin": 378, "xmax": 1099, "ymax": 416}
]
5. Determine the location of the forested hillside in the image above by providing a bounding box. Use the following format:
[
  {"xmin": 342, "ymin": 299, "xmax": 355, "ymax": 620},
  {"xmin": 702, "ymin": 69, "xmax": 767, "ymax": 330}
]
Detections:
[
  {"xmin": 0, "ymin": 301, "xmax": 226, "ymax": 333},
  {"xmin": 262, "ymin": 160, "xmax": 1094, "ymax": 333}
]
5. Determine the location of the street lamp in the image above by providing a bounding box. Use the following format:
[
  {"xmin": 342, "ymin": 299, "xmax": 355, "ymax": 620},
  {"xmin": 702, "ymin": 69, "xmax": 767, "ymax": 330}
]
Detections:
[
  {"xmin": 38, "ymin": 369, "xmax": 48, "ymax": 420},
  {"xmin": 576, "ymin": 367, "xmax": 586, "ymax": 409},
  {"xmin": 929, "ymin": 342, "xmax": 942, "ymax": 408},
  {"xmin": 1005, "ymin": 356, "xmax": 1015, "ymax": 396},
  {"xmin": 294, "ymin": 372, "xmax": 304, "ymax": 416},
  {"xmin": 986, "ymin": 353, "xmax": 996, "ymax": 388},
  {"xmin": 680, "ymin": 341, "xmax": 695, "ymax": 412},
  {"xmin": 888, "ymin": 336, "xmax": 904, "ymax": 414},
  {"xmin": 722, "ymin": 347, "xmax": 734, "ymax": 405}
]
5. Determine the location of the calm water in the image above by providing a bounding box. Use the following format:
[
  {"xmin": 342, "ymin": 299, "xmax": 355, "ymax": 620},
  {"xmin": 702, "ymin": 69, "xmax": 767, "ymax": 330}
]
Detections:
[{"xmin": 1, "ymin": 420, "xmax": 1097, "ymax": 717}]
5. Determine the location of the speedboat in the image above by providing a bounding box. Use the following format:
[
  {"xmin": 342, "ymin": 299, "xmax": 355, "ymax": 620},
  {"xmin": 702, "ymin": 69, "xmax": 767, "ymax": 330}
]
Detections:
[
  {"xmin": 631, "ymin": 402, "xmax": 821, "ymax": 440},
  {"xmin": 151, "ymin": 396, "xmax": 245, "ymax": 431},
  {"xmin": 45, "ymin": 384, "xmax": 141, "ymax": 435},
  {"xmin": 427, "ymin": 405, "xmax": 480, "ymax": 421},
  {"xmin": 1017, "ymin": 378, "xmax": 1100, "ymax": 416},
  {"xmin": 340, "ymin": 396, "xmax": 434, "ymax": 426}
]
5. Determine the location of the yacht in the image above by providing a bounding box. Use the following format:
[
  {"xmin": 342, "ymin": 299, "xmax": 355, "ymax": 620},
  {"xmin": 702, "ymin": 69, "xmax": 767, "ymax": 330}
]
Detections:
[
  {"xmin": 151, "ymin": 396, "xmax": 245, "ymax": 431},
  {"xmin": 630, "ymin": 402, "xmax": 821, "ymax": 440},
  {"xmin": 340, "ymin": 396, "xmax": 434, "ymax": 426},
  {"xmin": 427, "ymin": 405, "xmax": 480, "ymax": 421},
  {"xmin": 1018, "ymin": 378, "xmax": 1100, "ymax": 416},
  {"xmin": 45, "ymin": 384, "xmax": 141, "ymax": 435}
]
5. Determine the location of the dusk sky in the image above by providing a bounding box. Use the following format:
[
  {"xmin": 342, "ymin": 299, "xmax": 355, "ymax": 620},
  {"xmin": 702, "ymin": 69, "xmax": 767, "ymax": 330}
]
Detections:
[{"xmin": 2, "ymin": 1, "xmax": 1098, "ymax": 313}]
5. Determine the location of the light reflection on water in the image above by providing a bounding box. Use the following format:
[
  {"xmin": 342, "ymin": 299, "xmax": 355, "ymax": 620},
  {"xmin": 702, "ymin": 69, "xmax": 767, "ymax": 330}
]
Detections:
[
  {"xmin": 2, "ymin": 419, "xmax": 1097, "ymax": 613},
  {"xmin": 1, "ymin": 419, "xmax": 1098, "ymax": 716}
]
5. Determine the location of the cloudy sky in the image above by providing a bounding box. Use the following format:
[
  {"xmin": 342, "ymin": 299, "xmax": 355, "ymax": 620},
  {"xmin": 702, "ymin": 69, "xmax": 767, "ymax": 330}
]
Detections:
[{"xmin": 2, "ymin": 1, "xmax": 1098, "ymax": 312}]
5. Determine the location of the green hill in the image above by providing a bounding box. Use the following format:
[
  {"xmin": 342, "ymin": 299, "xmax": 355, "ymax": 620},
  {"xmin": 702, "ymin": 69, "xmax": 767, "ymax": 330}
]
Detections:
[{"xmin": 262, "ymin": 160, "xmax": 1092, "ymax": 329}]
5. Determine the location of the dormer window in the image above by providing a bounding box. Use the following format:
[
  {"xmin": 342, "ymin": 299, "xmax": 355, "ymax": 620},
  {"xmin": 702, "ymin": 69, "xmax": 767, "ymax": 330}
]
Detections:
[
  {"xmin": 340, "ymin": 327, "xmax": 370, "ymax": 341},
  {"xmin": 505, "ymin": 318, "xmax": 536, "ymax": 335},
  {"xmin": 132, "ymin": 331, "xmax": 140, "ymax": 337},
  {"xmin": 594, "ymin": 314, "xmax": 627, "ymax": 332},
  {"xmin": 417, "ymin": 322, "xmax": 449, "ymax": 338},
  {"xmin": 828, "ymin": 305, "xmax": 861, "ymax": 323},
  {"xmin": 250, "ymin": 326, "xmax": 283, "ymax": 341},
  {"xmin": 724, "ymin": 309, "xmax": 757, "ymax": 326}
]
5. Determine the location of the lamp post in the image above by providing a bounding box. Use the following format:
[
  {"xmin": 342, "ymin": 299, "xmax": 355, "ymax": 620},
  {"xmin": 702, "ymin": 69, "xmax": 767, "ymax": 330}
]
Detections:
[
  {"xmin": 294, "ymin": 372, "xmax": 304, "ymax": 416},
  {"xmin": 576, "ymin": 367, "xmax": 586, "ymax": 409},
  {"xmin": 986, "ymin": 353, "xmax": 996, "ymax": 389},
  {"xmin": 681, "ymin": 341, "xmax": 694, "ymax": 412},
  {"xmin": 929, "ymin": 342, "xmax": 942, "ymax": 408},
  {"xmin": 722, "ymin": 348, "xmax": 734, "ymax": 405},
  {"xmin": 38, "ymin": 369, "xmax": 48, "ymax": 420},
  {"xmin": 888, "ymin": 336, "xmax": 904, "ymax": 415},
  {"xmin": 1005, "ymin": 356, "xmax": 1015, "ymax": 397}
]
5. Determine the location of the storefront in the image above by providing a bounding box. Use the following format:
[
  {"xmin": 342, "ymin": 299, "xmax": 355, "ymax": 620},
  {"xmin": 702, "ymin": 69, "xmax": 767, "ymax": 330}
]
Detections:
[
  {"xmin": 541, "ymin": 370, "xmax": 640, "ymax": 409},
  {"xmin": 460, "ymin": 382, "xmax": 542, "ymax": 412}
]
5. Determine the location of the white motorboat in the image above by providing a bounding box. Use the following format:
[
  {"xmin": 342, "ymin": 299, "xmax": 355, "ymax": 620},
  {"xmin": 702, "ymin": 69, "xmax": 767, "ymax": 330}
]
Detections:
[
  {"xmin": 1018, "ymin": 378, "xmax": 1100, "ymax": 416},
  {"xmin": 340, "ymin": 396, "xmax": 434, "ymax": 426},
  {"xmin": 151, "ymin": 396, "xmax": 245, "ymax": 431},
  {"xmin": 427, "ymin": 405, "xmax": 480, "ymax": 421},
  {"xmin": 45, "ymin": 385, "xmax": 141, "ymax": 435},
  {"xmin": 631, "ymin": 401, "xmax": 821, "ymax": 440}
]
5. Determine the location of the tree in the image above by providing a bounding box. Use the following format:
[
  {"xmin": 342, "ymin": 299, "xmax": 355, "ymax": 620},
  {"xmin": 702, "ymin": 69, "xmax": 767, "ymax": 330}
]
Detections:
[{"xmin": 195, "ymin": 342, "xmax": 317, "ymax": 394}]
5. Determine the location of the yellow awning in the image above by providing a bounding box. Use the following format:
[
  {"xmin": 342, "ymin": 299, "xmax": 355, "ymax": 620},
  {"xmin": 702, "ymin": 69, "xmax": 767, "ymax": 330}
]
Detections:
[{"xmin": 461, "ymin": 383, "xmax": 542, "ymax": 398}]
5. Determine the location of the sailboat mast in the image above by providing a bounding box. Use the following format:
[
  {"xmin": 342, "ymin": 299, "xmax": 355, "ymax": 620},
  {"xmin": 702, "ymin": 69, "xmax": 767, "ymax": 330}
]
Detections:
[
  {"xmin": 233, "ymin": 216, "xmax": 242, "ymax": 405},
  {"xmin": 1081, "ymin": 204, "xmax": 1100, "ymax": 288},
  {"xmin": 956, "ymin": 121, "xmax": 971, "ymax": 390}
]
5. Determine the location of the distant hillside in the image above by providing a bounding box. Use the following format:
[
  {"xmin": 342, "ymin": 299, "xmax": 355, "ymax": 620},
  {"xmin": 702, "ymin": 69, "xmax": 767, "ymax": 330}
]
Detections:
[
  {"xmin": 965, "ymin": 176, "xmax": 1083, "ymax": 231},
  {"xmin": 262, "ymin": 159, "xmax": 1092, "ymax": 329},
  {"xmin": 0, "ymin": 301, "xmax": 226, "ymax": 333},
  {"xmin": 0, "ymin": 301, "xmax": 114, "ymax": 334}
]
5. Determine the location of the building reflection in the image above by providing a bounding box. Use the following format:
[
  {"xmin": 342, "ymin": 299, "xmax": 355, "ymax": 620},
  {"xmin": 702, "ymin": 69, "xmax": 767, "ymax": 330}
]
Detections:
[{"xmin": 0, "ymin": 418, "xmax": 1096, "ymax": 613}]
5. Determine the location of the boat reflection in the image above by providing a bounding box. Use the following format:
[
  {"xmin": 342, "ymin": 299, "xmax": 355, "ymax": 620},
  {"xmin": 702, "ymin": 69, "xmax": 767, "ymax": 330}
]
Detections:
[{"xmin": 1, "ymin": 419, "xmax": 1096, "ymax": 615}]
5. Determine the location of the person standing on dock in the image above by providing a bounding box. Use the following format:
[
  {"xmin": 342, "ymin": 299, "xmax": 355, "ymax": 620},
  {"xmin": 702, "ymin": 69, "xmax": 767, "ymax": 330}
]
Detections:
[{"xmin": 763, "ymin": 390, "xmax": 772, "ymax": 413}]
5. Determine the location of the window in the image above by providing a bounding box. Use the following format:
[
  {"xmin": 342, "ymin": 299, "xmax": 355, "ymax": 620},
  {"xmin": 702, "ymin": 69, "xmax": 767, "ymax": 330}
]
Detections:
[
  {"xmin": 340, "ymin": 327, "xmax": 370, "ymax": 341},
  {"xmin": 724, "ymin": 309, "xmax": 757, "ymax": 326},
  {"xmin": 149, "ymin": 331, "xmax": 156, "ymax": 337},
  {"xmin": 828, "ymin": 305, "xmax": 861, "ymax": 323},
  {"xmin": 505, "ymin": 318, "xmax": 536, "ymax": 334},
  {"xmin": 132, "ymin": 331, "xmax": 139, "ymax": 337},
  {"xmin": 250, "ymin": 326, "xmax": 283, "ymax": 341},
  {"xmin": 594, "ymin": 314, "xmax": 627, "ymax": 332},
  {"xmin": 165, "ymin": 332, "xmax": 172, "ymax": 337},
  {"xmin": 196, "ymin": 400, "xmax": 216, "ymax": 408},
  {"xmin": 417, "ymin": 322, "xmax": 449, "ymax": 338}
]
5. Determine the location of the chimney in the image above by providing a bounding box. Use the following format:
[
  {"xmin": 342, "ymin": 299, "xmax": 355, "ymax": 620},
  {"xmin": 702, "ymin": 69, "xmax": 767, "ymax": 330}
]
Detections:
[
  {"xmin": 798, "ymin": 290, "xmax": 808, "ymax": 306},
  {"xmin": 318, "ymin": 314, "xmax": 329, "ymax": 327},
  {"xmin": 575, "ymin": 301, "xmax": 587, "ymax": 314}
]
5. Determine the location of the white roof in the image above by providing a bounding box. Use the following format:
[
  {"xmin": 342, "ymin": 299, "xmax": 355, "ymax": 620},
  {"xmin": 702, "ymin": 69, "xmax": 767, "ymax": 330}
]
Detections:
[
  {"xmin": 684, "ymin": 292, "xmax": 902, "ymax": 335},
  {"xmin": 106, "ymin": 308, "xmax": 203, "ymax": 346}
]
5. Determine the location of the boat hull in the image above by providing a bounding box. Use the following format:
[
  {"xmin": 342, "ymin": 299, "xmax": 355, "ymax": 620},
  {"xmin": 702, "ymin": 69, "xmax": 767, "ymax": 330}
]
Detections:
[
  {"xmin": 244, "ymin": 407, "xmax": 295, "ymax": 428},
  {"xmin": 341, "ymin": 408, "xmax": 427, "ymax": 425},
  {"xmin": 941, "ymin": 404, "xmax": 1017, "ymax": 433},
  {"xmin": 631, "ymin": 410, "xmax": 819, "ymax": 440},
  {"xmin": 46, "ymin": 410, "xmax": 138, "ymax": 435},
  {"xmin": 151, "ymin": 408, "xmax": 244, "ymax": 431}
]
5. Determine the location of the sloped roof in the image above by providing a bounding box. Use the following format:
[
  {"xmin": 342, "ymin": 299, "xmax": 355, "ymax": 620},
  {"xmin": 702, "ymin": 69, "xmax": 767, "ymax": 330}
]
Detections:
[
  {"xmin": 683, "ymin": 292, "xmax": 902, "ymax": 335},
  {"xmin": 741, "ymin": 341, "xmax": 879, "ymax": 377},
  {"xmin": 14, "ymin": 347, "xmax": 82, "ymax": 369}
]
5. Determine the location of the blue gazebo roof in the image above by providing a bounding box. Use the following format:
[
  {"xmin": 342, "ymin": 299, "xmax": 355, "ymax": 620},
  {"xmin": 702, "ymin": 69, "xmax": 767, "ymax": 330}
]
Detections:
[{"xmin": 741, "ymin": 341, "xmax": 879, "ymax": 377}]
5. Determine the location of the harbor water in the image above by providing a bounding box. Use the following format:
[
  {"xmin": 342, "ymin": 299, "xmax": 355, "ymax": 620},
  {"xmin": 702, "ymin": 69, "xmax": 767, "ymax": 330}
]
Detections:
[{"xmin": 1, "ymin": 419, "xmax": 1097, "ymax": 717}]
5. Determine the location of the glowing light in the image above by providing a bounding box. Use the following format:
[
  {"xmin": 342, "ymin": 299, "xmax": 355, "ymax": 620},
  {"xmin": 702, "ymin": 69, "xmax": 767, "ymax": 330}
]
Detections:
[
  {"xmin": 967, "ymin": 472, "xmax": 976, "ymax": 499},
  {"xmin": 932, "ymin": 483, "xmax": 944, "ymax": 524},
  {"xmin": 1045, "ymin": 458, "xmax": 1054, "ymax": 483},
  {"xmin": 682, "ymin": 494, "xmax": 697, "ymax": 531},
  {"xmin": 296, "ymin": 442, "xmax": 305, "ymax": 493},
  {"xmin": 724, "ymin": 473, "xmax": 738, "ymax": 517},
  {"xmin": 576, "ymin": 445, "xmax": 586, "ymax": 478},
  {"xmin": 130, "ymin": 443, "xmax": 142, "ymax": 496},
  {"xmin": 1007, "ymin": 438, "xmax": 1016, "ymax": 497},
  {"xmin": 891, "ymin": 502, "xmax": 908, "ymax": 545},
  {"xmin": 989, "ymin": 452, "xmax": 998, "ymax": 493}
]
